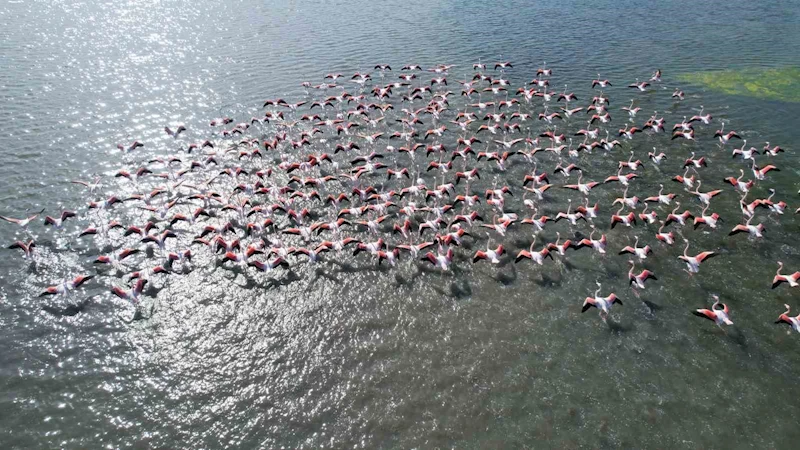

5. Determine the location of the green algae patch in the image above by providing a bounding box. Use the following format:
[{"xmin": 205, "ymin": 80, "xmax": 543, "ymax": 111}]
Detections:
[{"xmin": 678, "ymin": 67, "xmax": 800, "ymax": 102}]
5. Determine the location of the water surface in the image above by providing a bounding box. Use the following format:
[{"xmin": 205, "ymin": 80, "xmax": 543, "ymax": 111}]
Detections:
[{"xmin": 2, "ymin": 1, "xmax": 800, "ymax": 448}]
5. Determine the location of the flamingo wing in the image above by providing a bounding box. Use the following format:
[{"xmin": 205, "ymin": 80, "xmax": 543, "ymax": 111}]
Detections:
[{"xmin": 693, "ymin": 309, "xmax": 717, "ymax": 322}]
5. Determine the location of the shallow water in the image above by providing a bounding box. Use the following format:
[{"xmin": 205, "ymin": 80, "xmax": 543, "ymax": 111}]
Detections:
[{"xmin": 2, "ymin": 0, "xmax": 800, "ymax": 448}]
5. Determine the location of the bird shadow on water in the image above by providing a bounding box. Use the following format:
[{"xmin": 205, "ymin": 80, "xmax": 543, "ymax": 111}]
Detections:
[
  {"xmin": 491, "ymin": 262, "xmax": 517, "ymax": 286},
  {"xmin": 605, "ymin": 317, "xmax": 635, "ymax": 334},
  {"xmin": 267, "ymin": 270, "xmax": 302, "ymax": 289},
  {"xmin": 701, "ymin": 326, "xmax": 748, "ymax": 348},
  {"xmin": 430, "ymin": 279, "xmax": 472, "ymax": 300},
  {"xmin": 143, "ymin": 284, "xmax": 164, "ymax": 299},
  {"xmin": 392, "ymin": 272, "xmax": 412, "ymax": 288},
  {"xmin": 561, "ymin": 259, "xmax": 579, "ymax": 272},
  {"xmin": 728, "ymin": 328, "xmax": 748, "ymax": 348},
  {"xmin": 245, "ymin": 271, "xmax": 300, "ymax": 291},
  {"xmin": 641, "ymin": 299, "xmax": 662, "ymax": 315},
  {"xmin": 41, "ymin": 296, "xmax": 94, "ymax": 317},
  {"xmin": 25, "ymin": 261, "xmax": 38, "ymax": 275},
  {"xmin": 308, "ymin": 266, "xmax": 342, "ymax": 286},
  {"xmin": 329, "ymin": 260, "xmax": 381, "ymax": 275},
  {"xmin": 534, "ymin": 271, "xmax": 563, "ymax": 288},
  {"xmin": 449, "ymin": 279, "xmax": 472, "ymax": 299},
  {"xmin": 510, "ymin": 237, "xmax": 531, "ymax": 249}
]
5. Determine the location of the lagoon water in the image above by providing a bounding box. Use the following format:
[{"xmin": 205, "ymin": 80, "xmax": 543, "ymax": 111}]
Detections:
[{"xmin": 2, "ymin": 0, "xmax": 800, "ymax": 448}]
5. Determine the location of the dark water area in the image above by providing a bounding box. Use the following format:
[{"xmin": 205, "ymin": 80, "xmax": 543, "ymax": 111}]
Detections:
[{"xmin": 1, "ymin": 0, "xmax": 800, "ymax": 448}]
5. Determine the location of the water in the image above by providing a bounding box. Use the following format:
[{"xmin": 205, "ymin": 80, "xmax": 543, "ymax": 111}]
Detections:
[{"xmin": 2, "ymin": 0, "xmax": 800, "ymax": 448}]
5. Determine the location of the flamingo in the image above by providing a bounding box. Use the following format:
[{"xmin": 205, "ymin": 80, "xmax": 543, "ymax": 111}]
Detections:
[
  {"xmin": 664, "ymin": 203, "xmax": 694, "ymax": 227},
  {"xmin": 678, "ymin": 241, "xmax": 716, "ymax": 275},
  {"xmin": 40, "ymin": 275, "xmax": 94, "ymax": 297},
  {"xmin": 480, "ymin": 215, "xmax": 512, "ymax": 237},
  {"xmin": 353, "ymin": 239, "xmax": 386, "ymax": 256},
  {"xmin": 644, "ymin": 184, "xmax": 676, "ymax": 205},
  {"xmin": 43, "ymin": 211, "xmax": 77, "ymax": 229},
  {"xmin": 582, "ymin": 282, "xmax": 623, "ymax": 320},
  {"xmin": 672, "ymin": 168, "xmax": 696, "ymax": 189},
  {"xmin": 164, "ymin": 125, "xmax": 187, "ymax": 138},
  {"xmin": 683, "ymin": 152, "xmax": 707, "ymax": 168},
  {"xmin": 575, "ymin": 198, "xmax": 599, "ymax": 219},
  {"xmin": 688, "ymin": 106, "xmax": 712, "ymax": 125},
  {"xmin": 128, "ymin": 265, "xmax": 171, "ymax": 281},
  {"xmin": 673, "ymin": 117, "xmax": 693, "ymax": 132},
  {"xmin": 762, "ymin": 189, "xmax": 787, "ymax": 215},
  {"xmin": 628, "ymin": 260, "xmax": 657, "ymax": 289},
  {"xmin": 751, "ymin": 160, "xmax": 780, "ymax": 180},
  {"xmin": 610, "ymin": 205, "xmax": 636, "ymax": 228},
  {"xmin": 689, "ymin": 180, "xmax": 723, "ymax": 206},
  {"xmin": 714, "ymin": 123, "xmax": 741, "ymax": 144},
  {"xmin": 772, "ymin": 262, "xmax": 800, "ymax": 288},
  {"xmin": 671, "ymin": 129, "xmax": 695, "ymax": 141},
  {"xmin": 628, "ymin": 79, "xmax": 650, "ymax": 92},
  {"xmin": 655, "ymin": 221, "xmax": 674, "ymax": 245},
  {"xmin": 693, "ymin": 295, "xmax": 733, "ymax": 327},
  {"xmin": 396, "ymin": 241, "xmax": 435, "ymax": 258},
  {"xmin": 604, "ymin": 168, "xmax": 638, "ymax": 186},
  {"xmin": 621, "ymin": 100, "xmax": 641, "ymax": 118},
  {"xmin": 248, "ymin": 257, "xmax": 290, "ymax": 273},
  {"xmin": 71, "ymin": 177, "xmax": 102, "ymax": 193},
  {"xmin": 591, "ymin": 76, "xmax": 612, "ymax": 88},
  {"xmin": 373, "ymin": 247, "xmax": 400, "ymax": 267},
  {"xmin": 612, "ymin": 185, "xmax": 639, "ymax": 210},
  {"xmin": 0, "ymin": 208, "xmax": 45, "ymax": 229},
  {"xmin": 775, "ymin": 304, "xmax": 800, "ymax": 333},
  {"xmin": 722, "ymin": 169, "xmax": 754, "ymax": 194},
  {"xmin": 763, "ymin": 142, "xmax": 784, "ymax": 156},
  {"xmin": 523, "ymin": 184, "xmax": 552, "ymax": 201},
  {"xmin": 292, "ymin": 245, "xmax": 331, "ymax": 264},
  {"xmin": 577, "ymin": 228, "xmax": 607, "ymax": 254},
  {"xmin": 619, "ymin": 236, "xmax": 652, "ymax": 260},
  {"xmin": 515, "ymin": 236, "xmax": 554, "ymax": 264},
  {"xmin": 94, "ymin": 248, "xmax": 141, "ymax": 269},
  {"xmin": 693, "ymin": 205, "xmax": 721, "ymax": 229},
  {"xmin": 422, "ymin": 247, "xmax": 454, "ymax": 271},
  {"xmin": 473, "ymin": 244, "xmax": 504, "ymax": 264},
  {"xmin": 111, "ymin": 279, "xmax": 148, "ymax": 304},
  {"xmin": 554, "ymin": 199, "xmax": 586, "ymax": 225},
  {"xmin": 728, "ymin": 216, "xmax": 765, "ymax": 238},
  {"xmin": 548, "ymin": 232, "xmax": 575, "ymax": 256},
  {"xmin": 731, "ymin": 140, "xmax": 759, "ymax": 161},
  {"xmin": 537, "ymin": 63, "xmax": 552, "ymax": 77},
  {"xmin": 562, "ymin": 171, "xmax": 599, "ymax": 196},
  {"xmin": 521, "ymin": 212, "xmax": 550, "ymax": 232},
  {"xmin": 8, "ymin": 240, "xmax": 36, "ymax": 259},
  {"xmin": 618, "ymin": 152, "xmax": 643, "ymax": 171},
  {"xmin": 648, "ymin": 149, "xmax": 666, "ymax": 165}
]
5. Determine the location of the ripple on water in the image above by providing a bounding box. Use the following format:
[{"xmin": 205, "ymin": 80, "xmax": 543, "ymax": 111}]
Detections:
[{"xmin": 2, "ymin": 0, "xmax": 800, "ymax": 449}]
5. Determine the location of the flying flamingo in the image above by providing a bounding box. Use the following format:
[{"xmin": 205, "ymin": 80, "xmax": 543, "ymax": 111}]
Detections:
[
  {"xmin": 582, "ymin": 281, "xmax": 623, "ymax": 320},
  {"xmin": 693, "ymin": 295, "xmax": 733, "ymax": 327},
  {"xmin": 111, "ymin": 279, "xmax": 148, "ymax": 304},
  {"xmin": 772, "ymin": 262, "xmax": 800, "ymax": 288},
  {"xmin": 775, "ymin": 304, "xmax": 800, "ymax": 333},
  {"xmin": 628, "ymin": 260, "xmax": 657, "ymax": 290},
  {"xmin": 678, "ymin": 240, "xmax": 716, "ymax": 275},
  {"xmin": 515, "ymin": 236, "xmax": 554, "ymax": 264}
]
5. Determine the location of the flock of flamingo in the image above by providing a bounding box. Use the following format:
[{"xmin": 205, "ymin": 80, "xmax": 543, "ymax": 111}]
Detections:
[{"xmin": 2, "ymin": 61, "xmax": 798, "ymax": 331}]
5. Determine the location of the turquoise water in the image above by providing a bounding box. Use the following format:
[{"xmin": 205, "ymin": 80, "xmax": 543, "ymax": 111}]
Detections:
[{"xmin": 1, "ymin": 0, "xmax": 800, "ymax": 448}]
